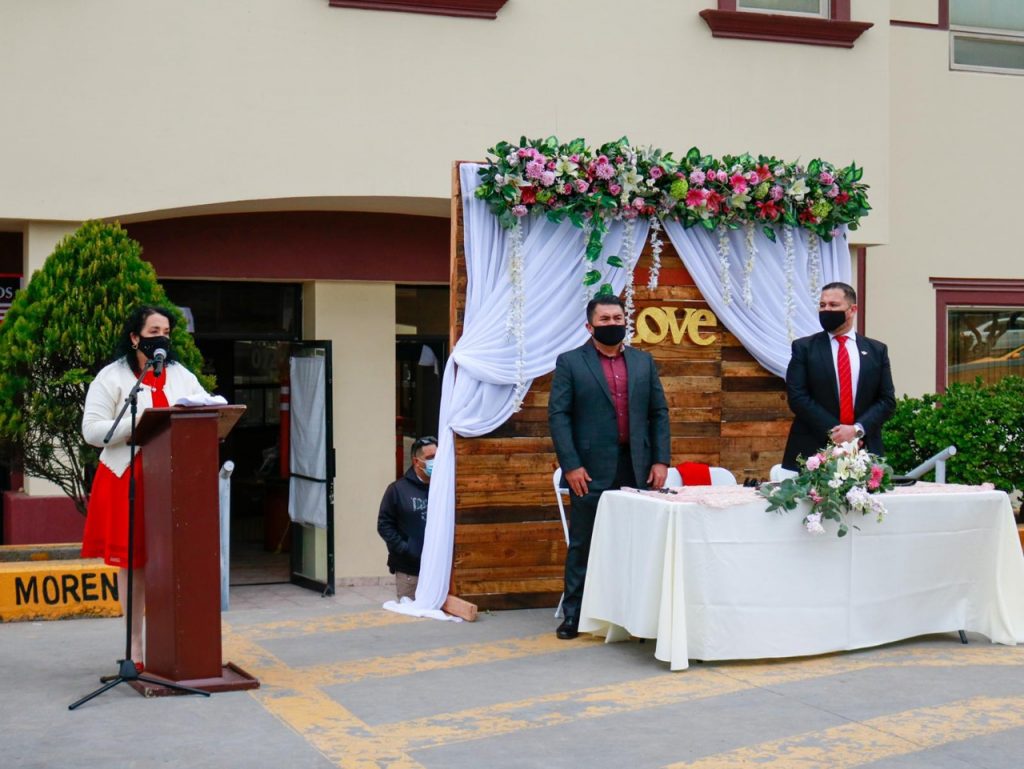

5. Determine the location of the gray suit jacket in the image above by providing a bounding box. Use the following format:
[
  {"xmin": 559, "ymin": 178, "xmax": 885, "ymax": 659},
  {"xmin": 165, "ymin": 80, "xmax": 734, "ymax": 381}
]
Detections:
[{"xmin": 548, "ymin": 342, "xmax": 671, "ymax": 491}]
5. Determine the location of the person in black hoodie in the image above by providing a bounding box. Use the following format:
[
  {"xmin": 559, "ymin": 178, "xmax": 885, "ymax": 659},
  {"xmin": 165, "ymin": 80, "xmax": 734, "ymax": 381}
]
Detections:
[{"xmin": 377, "ymin": 435, "xmax": 437, "ymax": 600}]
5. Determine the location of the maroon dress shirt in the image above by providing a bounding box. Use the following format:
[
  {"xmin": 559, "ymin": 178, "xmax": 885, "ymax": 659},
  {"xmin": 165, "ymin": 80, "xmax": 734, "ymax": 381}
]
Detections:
[{"xmin": 596, "ymin": 344, "xmax": 630, "ymax": 445}]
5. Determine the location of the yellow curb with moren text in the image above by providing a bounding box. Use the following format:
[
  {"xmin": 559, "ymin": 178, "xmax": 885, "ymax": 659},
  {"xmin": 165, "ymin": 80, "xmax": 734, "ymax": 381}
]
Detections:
[{"xmin": 0, "ymin": 558, "xmax": 120, "ymax": 621}]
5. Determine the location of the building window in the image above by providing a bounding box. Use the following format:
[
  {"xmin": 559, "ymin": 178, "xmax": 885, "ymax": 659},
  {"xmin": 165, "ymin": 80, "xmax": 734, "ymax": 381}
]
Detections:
[
  {"xmin": 947, "ymin": 308, "xmax": 1024, "ymax": 386},
  {"xmin": 931, "ymin": 278, "xmax": 1024, "ymax": 390},
  {"xmin": 327, "ymin": 0, "xmax": 508, "ymax": 19},
  {"xmin": 699, "ymin": 1, "xmax": 872, "ymax": 48},
  {"xmin": 737, "ymin": 0, "xmax": 828, "ymax": 18},
  {"xmin": 950, "ymin": 0, "xmax": 1024, "ymax": 75}
]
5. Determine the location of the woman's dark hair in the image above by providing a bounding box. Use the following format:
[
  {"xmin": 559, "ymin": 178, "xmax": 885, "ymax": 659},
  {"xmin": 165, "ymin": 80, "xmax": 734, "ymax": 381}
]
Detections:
[{"xmin": 113, "ymin": 305, "xmax": 181, "ymax": 372}]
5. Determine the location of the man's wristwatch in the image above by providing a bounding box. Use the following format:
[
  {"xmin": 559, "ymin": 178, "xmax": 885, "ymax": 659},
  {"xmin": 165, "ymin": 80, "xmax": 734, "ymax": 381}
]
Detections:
[{"xmin": 854, "ymin": 424, "xmax": 865, "ymax": 439}]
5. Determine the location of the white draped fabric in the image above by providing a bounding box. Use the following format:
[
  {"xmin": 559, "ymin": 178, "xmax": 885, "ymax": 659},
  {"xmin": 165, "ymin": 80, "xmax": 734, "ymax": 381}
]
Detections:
[
  {"xmin": 385, "ymin": 163, "xmax": 649, "ymax": 616},
  {"xmin": 660, "ymin": 219, "xmax": 851, "ymax": 378}
]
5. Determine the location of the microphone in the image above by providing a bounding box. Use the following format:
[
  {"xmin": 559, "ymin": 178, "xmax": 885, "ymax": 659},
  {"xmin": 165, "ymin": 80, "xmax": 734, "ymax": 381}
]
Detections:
[{"xmin": 152, "ymin": 348, "xmax": 167, "ymax": 377}]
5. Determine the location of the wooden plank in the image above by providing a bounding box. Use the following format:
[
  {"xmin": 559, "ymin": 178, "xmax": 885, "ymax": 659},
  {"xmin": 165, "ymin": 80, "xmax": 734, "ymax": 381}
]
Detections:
[
  {"xmin": 455, "ymin": 505, "xmax": 561, "ymax": 525},
  {"xmin": 442, "ymin": 594, "xmax": 478, "ymax": 622},
  {"xmin": 454, "ymin": 521, "xmax": 565, "ymax": 543}
]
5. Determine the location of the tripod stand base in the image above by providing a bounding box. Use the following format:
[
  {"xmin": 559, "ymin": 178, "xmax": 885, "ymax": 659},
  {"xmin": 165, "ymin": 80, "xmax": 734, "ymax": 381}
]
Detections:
[{"xmin": 128, "ymin": 661, "xmax": 260, "ymax": 698}]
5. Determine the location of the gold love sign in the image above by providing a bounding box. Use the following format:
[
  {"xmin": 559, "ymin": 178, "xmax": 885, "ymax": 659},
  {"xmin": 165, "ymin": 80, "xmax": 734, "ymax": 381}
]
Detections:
[{"xmin": 631, "ymin": 306, "xmax": 718, "ymax": 347}]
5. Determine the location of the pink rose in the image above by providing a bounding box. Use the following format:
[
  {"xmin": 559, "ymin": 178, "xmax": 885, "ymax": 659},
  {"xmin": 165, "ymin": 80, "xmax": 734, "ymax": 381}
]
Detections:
[
  {"xmin": 689, "ymin": 169, "xmax": 706, "ymax": 186},
  {"xmin": 540, "ymin": 170, "xmax": 556, "ymax": 187},
  {"xmin": 511, "ymin": 205, "xmax": 528, "ymax": 217},
  {"xmin": 819, "ymin": 171, "xmax": 834, "ymax": 185},
  {"xmin": 716, "ymin": 170, "xmax": 728, "ymax": 183},
  {"xmin": 633, "ymin": 197, "xmax": 645, "ymax": 210},
  {"xmin": 770, "ymin": 185, "xmax": 784, "ymax": 201},
  {"xmin": 805, "ymin": 455, "xmax": 821, "ymax": 471},
  {"xmin": 608, "ymin": 183, "xmax": 622, "ymax": 195},
  {"xmin": 575, "ymin": 179, "xmax": 589, "ymax": 193},
  {"xmin": 525, "ymin": 160, "xmax": 545, "ymax": 180},
  {"xmin": 649, "ymin": 166, "xmax": 664, "ymax": 179}
]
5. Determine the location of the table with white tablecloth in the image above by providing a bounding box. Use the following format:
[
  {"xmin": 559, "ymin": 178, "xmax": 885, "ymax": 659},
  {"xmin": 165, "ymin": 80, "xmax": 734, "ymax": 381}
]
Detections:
[{"xmin": 577, "ymin": 485, "xmax": 1024, "ymax": 671}]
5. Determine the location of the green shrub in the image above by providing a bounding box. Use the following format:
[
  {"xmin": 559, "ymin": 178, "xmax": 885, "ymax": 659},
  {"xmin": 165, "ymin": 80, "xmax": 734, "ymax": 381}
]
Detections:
[
  {"xmin": 0, "ymin": 221, "xmax": 213, "ymax": 514},
  {"xmin": 882, "ymin": 377, "xmax": 1024, "ymax": 495}
]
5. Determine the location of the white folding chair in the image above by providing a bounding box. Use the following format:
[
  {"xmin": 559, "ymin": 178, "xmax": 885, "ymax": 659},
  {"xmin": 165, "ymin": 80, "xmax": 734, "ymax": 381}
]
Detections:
[
  {"xmin": 709, "ymin": 466, "xmax": 738, "ymax": 486},
  {"xmin": 665, "ymin": 467, "xmax": 682, "ymax": 487},
  {"xmin": 552, "ymin": 468, "xmax": 571, "ymax": 618},
  {"xmin": 769, "ymin": 464, "xmax": 799, "ymax": 482}
]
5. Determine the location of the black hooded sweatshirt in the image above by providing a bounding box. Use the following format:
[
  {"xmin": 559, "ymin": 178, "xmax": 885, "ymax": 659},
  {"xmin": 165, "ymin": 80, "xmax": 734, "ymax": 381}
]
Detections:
[{"xmin": 376, "ymin": 466, "xmax": 429, "ymax": 575}]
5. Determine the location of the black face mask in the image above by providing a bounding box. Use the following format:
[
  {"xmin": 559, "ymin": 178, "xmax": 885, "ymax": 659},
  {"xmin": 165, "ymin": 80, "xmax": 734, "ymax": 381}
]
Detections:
[
  {"xmin": 137, "ymin": 335, "xmax": 171, "ymax": 359},
  {"xmin": 818, "ymin": 310, "xmax": 847, "ymax": 333},
  {"xmin": 592, "ymin": 324, "xmax": 627, "ymax": 346}
]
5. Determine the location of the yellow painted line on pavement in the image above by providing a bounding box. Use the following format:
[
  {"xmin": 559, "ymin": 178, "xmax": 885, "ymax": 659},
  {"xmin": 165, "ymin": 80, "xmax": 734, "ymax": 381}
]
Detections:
[
  {"xmin": 385, "ymin": 671, "xmax": 751, "ymax": 751},
  {"xmin": 224, "ymin": 629, "xmax": 429, "ymax": 769},
  {"xmin": 238, "ymin": 608, "xmax": 419, "ymax": 641},
  {"xmin": 300, "ymin": 632, "xmax": 601, "ymax": 687},
  {"xmin": 381, "ymin": 642, "xmax": 1024, "ymax": 752},
  {"xmin": 664, "ymin": 695, "xmax": 1024, "ymax": 769}
]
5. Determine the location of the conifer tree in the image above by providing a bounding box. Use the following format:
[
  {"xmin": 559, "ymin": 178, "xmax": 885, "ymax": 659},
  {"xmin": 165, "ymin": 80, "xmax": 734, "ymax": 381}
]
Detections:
[{"xmin": 0, "ymin": 221, "xmax": 212, "ymax": 514}]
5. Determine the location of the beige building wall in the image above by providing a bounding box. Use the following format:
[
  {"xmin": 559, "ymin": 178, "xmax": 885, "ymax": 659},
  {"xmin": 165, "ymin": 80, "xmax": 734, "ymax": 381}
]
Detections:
[
  {"xmin": 873, "ymin": 24, "xmax": 1024, "ymax": 397},
  {"xmin": 0, "ymin": 0, "xmax": 890, "ymax": 244},
  {"xmin": 303, "ymin": 281, "xmax": 395, "ymax": 580}
]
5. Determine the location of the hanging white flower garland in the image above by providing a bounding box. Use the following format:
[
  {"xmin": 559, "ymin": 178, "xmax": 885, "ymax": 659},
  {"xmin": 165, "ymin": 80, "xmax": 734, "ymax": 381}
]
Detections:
[
  {"xmin": 742, "ymin": 222, "xmax": 758, "ymax": 308},
  {"xmin": 506, "ymin": 219, "xmax": 528, "ymax": 410},
  {"xmin": 647, "ymin": 217, "xmax": 664, "ymax": 291},
  {"xmin": 806, "ymin": 231, "xmax": 822, "ymax": 300},
  {"xmin": 783, "ymin": 226, "xmax": 797, "ymax": 343},
  {"xmin": 620, "ymin": 216, "xmax": 639, "ymax": 346},
  {"xmin": 717, "ymin": 225, "xmax": 733, "ymax": 306}
]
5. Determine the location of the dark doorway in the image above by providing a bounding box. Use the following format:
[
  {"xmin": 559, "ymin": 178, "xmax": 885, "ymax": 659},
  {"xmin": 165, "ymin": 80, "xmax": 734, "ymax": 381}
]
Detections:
[
  {"xmin": 395, "ymin": 285, "xmax": 449, "ymax": 478},
  {"xmin": 163, "ymin": 280, "xmax": 302, "ymax": 586}
]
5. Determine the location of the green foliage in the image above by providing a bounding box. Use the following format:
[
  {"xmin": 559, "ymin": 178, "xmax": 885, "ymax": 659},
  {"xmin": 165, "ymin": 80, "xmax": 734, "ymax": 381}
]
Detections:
[
  {"xmin": 882, "ymin": 377, "xmax": 1024, "ymax": 495},
  {"xmin": 0, "ymin": 221, "xmax": 214, "ymax": 514},
  {"xmin": 760, "ymin": 441, "xmax": 894, "ymax": 537}
]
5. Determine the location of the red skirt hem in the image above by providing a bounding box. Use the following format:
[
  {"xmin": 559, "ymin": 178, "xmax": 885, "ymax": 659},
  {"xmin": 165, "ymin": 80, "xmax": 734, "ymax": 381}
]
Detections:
[{"xmin": 81, "ymin": 456, "xmax": 147, "ymax": 568}]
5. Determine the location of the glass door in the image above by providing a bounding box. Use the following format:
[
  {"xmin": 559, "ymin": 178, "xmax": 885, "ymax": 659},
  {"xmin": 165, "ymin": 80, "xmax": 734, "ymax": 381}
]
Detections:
[{"xmin": 288, "ymin": 340, "xmax": 335, "ymax": 594}]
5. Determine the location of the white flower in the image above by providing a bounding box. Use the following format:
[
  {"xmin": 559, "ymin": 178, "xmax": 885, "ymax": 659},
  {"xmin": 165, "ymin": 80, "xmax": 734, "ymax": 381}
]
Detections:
[
  {"xmin": 828, "ymin": 477, "xmax": 843, "ymax": 489},
  {"xmin": 804, "ymin": 512, "xmax": 826, "ymax": 535},
  {"xmin": 846, "ymin": 486, "xmax": 871, "ymax": 511},
  {"xmin": 555, "ymin": 157, "xmax": 578, "ymax": 177},
  {"xmin": 505, "ymin": 152, "xmax": 520, "ymax": 166},
  {"xmin": 788, "ymin": 178, "xmax": 809, "ymax": 201},
  {"xmin": 730, "ymin": 192, "xmax": 751, "ymax": 210}
]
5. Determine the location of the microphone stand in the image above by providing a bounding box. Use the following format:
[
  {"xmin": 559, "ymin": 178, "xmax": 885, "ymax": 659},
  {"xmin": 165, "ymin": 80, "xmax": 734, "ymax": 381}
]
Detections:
[{"xmin": 70, "ymin": 357, "xmax": 210, "ymax": 709}]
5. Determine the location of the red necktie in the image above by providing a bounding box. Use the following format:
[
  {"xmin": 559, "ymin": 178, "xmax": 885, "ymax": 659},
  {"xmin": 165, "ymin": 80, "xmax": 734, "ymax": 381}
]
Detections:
[{"xmin": 836, "ymin": 335, "xmax": 854, "ymax": 426}]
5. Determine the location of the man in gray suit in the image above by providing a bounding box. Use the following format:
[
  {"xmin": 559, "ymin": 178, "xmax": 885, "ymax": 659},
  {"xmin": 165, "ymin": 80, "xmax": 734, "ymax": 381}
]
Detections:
[{"xmin": 548, "ymin": 295, "xmax": 671, "ymax": 639}]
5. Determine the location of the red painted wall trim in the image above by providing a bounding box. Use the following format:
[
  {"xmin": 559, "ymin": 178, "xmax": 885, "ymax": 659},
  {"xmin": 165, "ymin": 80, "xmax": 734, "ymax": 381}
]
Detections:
[
  {"xmin": 930, "ymin": 277, "xmax": 1024, "ymax": 391},
  {"xmin": 891, "ymin": 0, "xmax": 949, "ymax": 30},
  {"xmin": 125, "ymin": 211, "xmax": 450, "ymax": 283},
  {"xmin": 855, "ymin": 246, "xmax": 866, "ymax": 336},
  {"xmin": 328, "ymin": 0, "xmax": 507, "ymax": 19},
  {"xmin": 701, "ymin": 7, "xmax": 872, "ymax": 48},
  {"xmin": 2, "ymin": 492, "xmax": 84, "ymax": 545}
]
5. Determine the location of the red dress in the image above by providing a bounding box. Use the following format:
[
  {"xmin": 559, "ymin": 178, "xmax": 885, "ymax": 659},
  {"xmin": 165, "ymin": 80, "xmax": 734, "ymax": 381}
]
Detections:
[{"xmin": 81, "ymin": 370, "xmax": 169, "ymax": 568}]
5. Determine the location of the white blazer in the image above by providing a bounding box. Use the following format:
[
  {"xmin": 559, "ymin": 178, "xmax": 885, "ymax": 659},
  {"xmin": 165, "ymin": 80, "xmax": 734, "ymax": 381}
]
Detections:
[{"xmin": 82, "ymin": 359, "xmax": 211, "ymax": 477}]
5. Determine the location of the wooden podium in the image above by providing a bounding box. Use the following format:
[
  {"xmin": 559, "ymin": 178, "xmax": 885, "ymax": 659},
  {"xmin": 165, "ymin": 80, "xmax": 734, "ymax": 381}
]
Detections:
[{"xmin": 134, "ymin": 405, "xmax": 259, "ymax": 695}]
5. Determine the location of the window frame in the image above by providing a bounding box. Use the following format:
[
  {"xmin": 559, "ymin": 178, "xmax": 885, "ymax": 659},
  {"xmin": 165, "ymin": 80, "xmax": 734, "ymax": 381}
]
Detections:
[
  {"xmin": 327, "ymin": 0, "xmax": 508, "ymax": 20},
  {"xmin": 949, "ymin": 29, "xmax": 1024, "ymax": 76},
  {"xmin": 931, "ymin": 277, "xmax": 1024, "ymax": 391},
  {"xmin": 700, "ymin": 0, "xmax": 873, "ymax": 48},
  {"xmin": 736, "ymin": 0, "xmax": 829, "ymax": 19}
]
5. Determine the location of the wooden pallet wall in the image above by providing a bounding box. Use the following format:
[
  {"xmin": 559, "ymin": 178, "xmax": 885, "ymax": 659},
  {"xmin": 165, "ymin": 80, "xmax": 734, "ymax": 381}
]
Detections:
[{"xmin": 450, "ymin": 163, "xmax": 793, "ymax": 610}]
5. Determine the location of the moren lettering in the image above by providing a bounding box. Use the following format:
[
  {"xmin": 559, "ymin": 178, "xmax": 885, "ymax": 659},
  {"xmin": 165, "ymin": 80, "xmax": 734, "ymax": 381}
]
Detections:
[{"xmin": 13, "ymin": 571, "xmax": 119, "ymax": 606}]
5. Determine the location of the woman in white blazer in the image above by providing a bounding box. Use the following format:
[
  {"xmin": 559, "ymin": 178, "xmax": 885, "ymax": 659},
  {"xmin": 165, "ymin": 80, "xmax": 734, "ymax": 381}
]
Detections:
[{"xmin": 81, "ymin": 305, "xmax": 211, "ymax": 668}]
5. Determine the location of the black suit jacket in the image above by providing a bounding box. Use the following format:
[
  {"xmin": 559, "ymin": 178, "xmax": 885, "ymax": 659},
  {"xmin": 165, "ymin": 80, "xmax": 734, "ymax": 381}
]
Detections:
[
  {"xmin": 548, "ymin": 342, "xmax": 671, "ymax": 491},
  {"xmin": 782, "ymin": 331, "xmax": 896, "ymax": 470}
]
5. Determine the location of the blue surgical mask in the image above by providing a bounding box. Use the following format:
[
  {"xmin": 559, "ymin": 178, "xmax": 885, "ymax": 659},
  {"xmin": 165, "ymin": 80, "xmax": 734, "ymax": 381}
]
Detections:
[{"xmin": 424, "ymin": 459, "xmax": 434, "ymax": 477}]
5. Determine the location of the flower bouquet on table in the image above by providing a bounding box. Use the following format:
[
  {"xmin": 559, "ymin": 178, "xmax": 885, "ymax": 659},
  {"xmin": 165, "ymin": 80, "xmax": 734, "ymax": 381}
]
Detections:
[{"xmin": 761, "ymin": 440, "xmax": 895, "ymax": 537}]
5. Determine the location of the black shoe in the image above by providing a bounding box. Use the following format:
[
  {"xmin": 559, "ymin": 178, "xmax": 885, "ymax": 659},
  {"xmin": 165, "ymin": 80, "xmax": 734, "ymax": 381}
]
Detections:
[{"xmin": 556, "ymin": 618, "xmax": 579, "ymax": 640}]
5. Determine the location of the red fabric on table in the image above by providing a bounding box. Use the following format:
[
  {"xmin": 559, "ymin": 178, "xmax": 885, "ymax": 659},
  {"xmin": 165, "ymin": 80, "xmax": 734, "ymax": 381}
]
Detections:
[{"xmin": 676, "ymin": 461, "xmax": 711, "ymax": 486}]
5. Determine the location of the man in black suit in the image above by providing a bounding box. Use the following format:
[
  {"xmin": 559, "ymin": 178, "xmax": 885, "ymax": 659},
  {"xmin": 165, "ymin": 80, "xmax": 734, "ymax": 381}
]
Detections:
[
  {"xmin": 783, "ymin": 282, "xmax": 896, "ymax": 470},
  {"xmin": 548, "ymin": 295, "xmax": 671, "ymax": 639}
]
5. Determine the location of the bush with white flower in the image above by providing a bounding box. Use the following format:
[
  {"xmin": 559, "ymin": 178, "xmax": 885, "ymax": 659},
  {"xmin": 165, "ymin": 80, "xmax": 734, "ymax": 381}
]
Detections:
[{"xmin": 761, "ymin": 440, "xmax": 894, "ymax": 537}]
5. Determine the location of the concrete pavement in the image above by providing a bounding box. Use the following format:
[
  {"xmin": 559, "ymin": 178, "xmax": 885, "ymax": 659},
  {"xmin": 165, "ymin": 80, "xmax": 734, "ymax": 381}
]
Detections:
[{"xmin": 2, "ymin": 582, "xmax": 1023, "ymax": 769}]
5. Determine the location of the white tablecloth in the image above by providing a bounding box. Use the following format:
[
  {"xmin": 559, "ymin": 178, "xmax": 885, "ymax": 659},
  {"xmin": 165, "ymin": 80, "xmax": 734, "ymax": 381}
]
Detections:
[{"xmin": 578, "ymin": 487, "xmax": 1024, "ymax": 670}]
